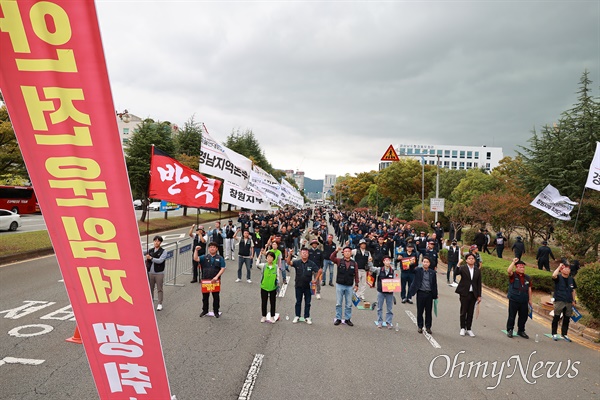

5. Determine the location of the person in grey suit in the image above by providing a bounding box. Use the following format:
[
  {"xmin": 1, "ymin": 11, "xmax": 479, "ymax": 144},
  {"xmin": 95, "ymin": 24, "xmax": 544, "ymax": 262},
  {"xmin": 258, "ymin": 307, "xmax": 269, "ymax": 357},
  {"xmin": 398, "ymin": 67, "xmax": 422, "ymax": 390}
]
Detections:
[{"xmin": 455, "ymin": 253, "xmax": 482, "ymax": 337}]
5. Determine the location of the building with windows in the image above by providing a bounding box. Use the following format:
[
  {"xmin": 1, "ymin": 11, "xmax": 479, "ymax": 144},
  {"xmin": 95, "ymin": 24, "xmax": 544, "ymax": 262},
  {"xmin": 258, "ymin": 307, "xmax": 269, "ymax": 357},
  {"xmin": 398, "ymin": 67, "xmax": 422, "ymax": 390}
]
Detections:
[
  {"xmin": 323, "ymin": 174, "xmax": 336, "ymax": 199},
  {"xmin": 284, "ymin": 170, "xmax": 305, "ymax": 191},
  {"xmin": 379, "ymin": 144, "xmax": 503, "ymax": 172},
  {"xmin": 117, "ymin": 113, "xmax": 143, "ymax": 146}
]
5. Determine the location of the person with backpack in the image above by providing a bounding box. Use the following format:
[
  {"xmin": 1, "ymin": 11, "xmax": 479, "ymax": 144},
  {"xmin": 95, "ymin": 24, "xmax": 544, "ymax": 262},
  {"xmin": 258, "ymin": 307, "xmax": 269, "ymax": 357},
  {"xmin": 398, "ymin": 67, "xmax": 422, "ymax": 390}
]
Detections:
[{"xmin": 494, "ymin": 232, "xmax": 505, "ymax": 259}]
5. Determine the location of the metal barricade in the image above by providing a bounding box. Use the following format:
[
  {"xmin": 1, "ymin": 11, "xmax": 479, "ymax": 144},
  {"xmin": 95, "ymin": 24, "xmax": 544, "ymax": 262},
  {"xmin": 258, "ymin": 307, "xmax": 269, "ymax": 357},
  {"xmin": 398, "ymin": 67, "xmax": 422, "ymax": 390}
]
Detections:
[{"xmin": 163, "ymin": 237, "xmax": 194, "ymax": 287}]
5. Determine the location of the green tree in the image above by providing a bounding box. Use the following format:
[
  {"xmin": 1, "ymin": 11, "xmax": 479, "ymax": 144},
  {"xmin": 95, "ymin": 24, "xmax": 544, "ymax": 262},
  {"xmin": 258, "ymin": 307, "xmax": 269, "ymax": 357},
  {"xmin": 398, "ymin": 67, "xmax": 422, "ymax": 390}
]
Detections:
[
  {"xmin": 519, "ymin": 71, "xmax": 599, "ymax": 199},
  {"xmin": 224, "ymin": 128, "xmax": 275, "ymax": 175},
  {"xmin": 175, "ymin": 116, "xmax": 202, "ymax": 159},
  {"xmin": 375, "ymin": 159, "xmax": 433, "ymax": 207},
  {"xmin": 0, "ymin": 105, "xmax": 29, "ymax": 184},
  {"xmin": 125, "ymin": 119, "xmax": 176, "ymax": 221},
  {"xmin": 450, "ymin": 168, "xmax": 499, "ymax": 205},
  {"xmin": 518, "ymin": 70, "xmax": 600, "ymax": 258}
]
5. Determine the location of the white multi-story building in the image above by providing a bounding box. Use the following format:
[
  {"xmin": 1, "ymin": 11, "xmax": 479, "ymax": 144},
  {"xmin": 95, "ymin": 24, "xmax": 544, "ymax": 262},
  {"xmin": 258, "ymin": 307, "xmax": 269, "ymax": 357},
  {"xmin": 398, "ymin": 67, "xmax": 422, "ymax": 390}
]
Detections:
[
  {"xmin": 284, "ymin": 170, "xmax": 305, "ymax": 191},
  {"xmin": 379, "ymin": 144, "xmax": 503, "ymax": 171},
  {"xmin": 116, "ymin": 112, "xmax": 143, "ymax": 147},
  {"xmin": 323, "ymin": 174, "xmax": 336, "ymax": 199}
]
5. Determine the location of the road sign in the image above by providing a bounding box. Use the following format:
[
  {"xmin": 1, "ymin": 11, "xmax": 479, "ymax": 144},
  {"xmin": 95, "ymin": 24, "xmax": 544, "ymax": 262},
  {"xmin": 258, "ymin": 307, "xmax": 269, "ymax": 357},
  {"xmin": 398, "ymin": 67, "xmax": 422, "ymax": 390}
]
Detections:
[
  {"xmin": 430, "ymin": 198, "xmax": 445, "ymax": 212},
  {"xmin": 381, "ymin": 145, "xmax": 400, "ymax": 161}
]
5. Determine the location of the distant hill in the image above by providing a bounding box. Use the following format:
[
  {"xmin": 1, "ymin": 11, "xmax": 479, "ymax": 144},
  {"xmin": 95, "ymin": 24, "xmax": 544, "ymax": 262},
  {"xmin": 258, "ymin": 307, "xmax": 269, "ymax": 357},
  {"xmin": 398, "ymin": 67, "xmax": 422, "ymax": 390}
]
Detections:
[{"xmin": 304, "ymin": 177, "xmax": 323, "ymax": 193}]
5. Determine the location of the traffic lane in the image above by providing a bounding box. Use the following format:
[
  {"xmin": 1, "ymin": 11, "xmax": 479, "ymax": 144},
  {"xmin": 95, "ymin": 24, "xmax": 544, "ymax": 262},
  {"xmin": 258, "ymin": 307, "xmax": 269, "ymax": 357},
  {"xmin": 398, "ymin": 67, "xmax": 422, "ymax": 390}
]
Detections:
[
  {"xmin": 248, "ymin": 272, "xmax": 599, "ymax": 400},
  {"xmin": 0, "ymin": 206, "xmax": 217, "ymax": 235},
  {"xmin": 2, "ymin": 254, "xmax": 599, "ymax": 400},
  {"xmin": 0, "ymin": 256, "xmax": 97, "ymax": 400}
]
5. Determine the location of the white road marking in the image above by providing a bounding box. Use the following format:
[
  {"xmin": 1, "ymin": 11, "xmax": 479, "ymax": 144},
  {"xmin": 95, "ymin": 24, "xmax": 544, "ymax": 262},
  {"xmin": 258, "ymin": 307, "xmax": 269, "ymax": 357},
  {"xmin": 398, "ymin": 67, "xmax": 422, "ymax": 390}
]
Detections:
[
  {"xmin": 8, "ymin": 324, "xmax": 54, "ymax": 337},
  {"xmin": 278, "ymin": 282, "xmax": 288, "ymax": 298},
  {"xmin": 238, "ymin": 353, "xmax": 264, "ymax": 400},
  {"xmin": 0, "ymin": 357, "xmax": 45, "ymax": 366},
  {"xmin": 405, "ymin": 310, "xmax": 441, "ymax": 349}
]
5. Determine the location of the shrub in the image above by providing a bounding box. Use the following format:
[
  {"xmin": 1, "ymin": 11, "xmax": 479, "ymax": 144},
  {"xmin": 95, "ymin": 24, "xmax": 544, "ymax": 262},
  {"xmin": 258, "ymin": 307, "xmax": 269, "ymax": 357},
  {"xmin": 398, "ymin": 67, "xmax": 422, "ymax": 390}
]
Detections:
[
  {"xmin": 439, "ymin": 248, "xmax": 448, "ymax": 264},
  {"xmin": 576, "ymin": 262, "xmax": 600, "ymax": 320},
  {"xmin": 462, "ymin": 227, "xmax": 477, "ymax": 246},
  {"xmin": 406, "ymin": 220, "xmax": 430, "ymax": 235},
  {"xmin": 479, "ymin": 254, "xmax": 555, "ymax": 294}
]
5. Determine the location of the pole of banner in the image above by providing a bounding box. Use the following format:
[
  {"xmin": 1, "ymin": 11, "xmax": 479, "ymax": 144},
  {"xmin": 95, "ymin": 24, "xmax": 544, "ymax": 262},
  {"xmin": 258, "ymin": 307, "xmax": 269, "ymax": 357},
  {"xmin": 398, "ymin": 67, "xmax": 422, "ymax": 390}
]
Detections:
[
  {"xmin": 572, "ymin": 186, "xmax": 587, "ymax": 233},
  {"xmin": 146, "ymin": 145, "xmax": 154, "ymax": 251},
  {"xmin": 196, "ymin": 208, "xmax": 200, "ymax": 225}
]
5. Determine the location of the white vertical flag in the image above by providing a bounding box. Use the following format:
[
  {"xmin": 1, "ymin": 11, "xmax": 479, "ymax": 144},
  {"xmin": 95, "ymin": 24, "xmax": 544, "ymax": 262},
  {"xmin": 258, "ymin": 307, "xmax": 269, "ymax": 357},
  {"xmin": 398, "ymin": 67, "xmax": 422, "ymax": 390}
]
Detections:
[{"xmin": 585, "ymin": 142, "xmax": 600, "ymax": 191}]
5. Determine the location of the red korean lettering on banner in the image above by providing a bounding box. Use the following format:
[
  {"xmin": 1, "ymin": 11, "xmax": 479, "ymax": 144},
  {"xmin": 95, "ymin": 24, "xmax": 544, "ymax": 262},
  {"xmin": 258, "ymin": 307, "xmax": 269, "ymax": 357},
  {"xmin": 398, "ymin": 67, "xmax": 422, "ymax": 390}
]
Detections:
[{"xmin": 0, "ymin": 1, "xmax": 172, "ymax": 399}]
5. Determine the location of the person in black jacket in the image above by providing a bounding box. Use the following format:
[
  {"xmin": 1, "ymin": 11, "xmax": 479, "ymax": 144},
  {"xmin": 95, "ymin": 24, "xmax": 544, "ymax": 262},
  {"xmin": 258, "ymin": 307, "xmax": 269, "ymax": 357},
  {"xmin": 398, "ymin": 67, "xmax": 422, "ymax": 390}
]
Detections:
[
  {"xmin": 474, "ymin": 229, "xmax": 487, "ymax": 252},
  {"xmin": 551, "ymin": 263, "xmax": 577, "ymax": 342},
  {"xmin": 512, "ymin": 236, "xmax": 526, "ymax": 261},
  {"xmin": 370, "ymin": 256, "xmax": 396, "ymax": 329},
  {"xmin": 536, "ymin": 241, "xmax": 555, "ymax": 271},
  {"xmin": 455, "ymin": 253, "xmax": 482, "ymax": 337},
  {"xmin": 145, "ymin": 235, "xmax": 167, "ymax": 311},
  {"xmin": 398, "ymin": 243, "xmax": 419, "ymax": 304},
  {"xmin": 408, "ymin": 256, "xmax": 438, "ymax": 334},
  {"xmin": 506, "ymin": 258, "xmax": 532, "ymax": 338},
  {"xmin": 446, "ymin": 239, "xmax": 461, "ymax": 285}
]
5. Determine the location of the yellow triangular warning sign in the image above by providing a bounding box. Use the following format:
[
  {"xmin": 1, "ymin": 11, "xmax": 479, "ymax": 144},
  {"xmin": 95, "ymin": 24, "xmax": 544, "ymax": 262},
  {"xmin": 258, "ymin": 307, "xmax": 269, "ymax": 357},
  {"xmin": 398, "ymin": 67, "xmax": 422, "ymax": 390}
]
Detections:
[{"xmin": 381, "ymin": 145, "xmax": 399, "ymax": 161}]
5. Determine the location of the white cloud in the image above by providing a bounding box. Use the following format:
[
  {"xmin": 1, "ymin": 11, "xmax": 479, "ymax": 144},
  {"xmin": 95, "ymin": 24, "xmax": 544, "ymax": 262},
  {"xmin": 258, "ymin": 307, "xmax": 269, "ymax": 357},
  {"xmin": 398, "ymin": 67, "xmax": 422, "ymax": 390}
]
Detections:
[{"xmin": 97, "ymin": 0, "xmax": 599, "ymax": 179}]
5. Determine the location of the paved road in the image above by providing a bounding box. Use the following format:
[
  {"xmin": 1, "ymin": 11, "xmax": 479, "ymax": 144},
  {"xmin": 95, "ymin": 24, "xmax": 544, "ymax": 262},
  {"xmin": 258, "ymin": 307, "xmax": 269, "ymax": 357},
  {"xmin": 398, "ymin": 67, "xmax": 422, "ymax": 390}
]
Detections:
[
  {"xmin": 1, "ymin": 227, "xmax": 599, "ymax": 400},
  {"xmin": 1, "ymin": 207, "xmax": 208, "ymax": 235}
]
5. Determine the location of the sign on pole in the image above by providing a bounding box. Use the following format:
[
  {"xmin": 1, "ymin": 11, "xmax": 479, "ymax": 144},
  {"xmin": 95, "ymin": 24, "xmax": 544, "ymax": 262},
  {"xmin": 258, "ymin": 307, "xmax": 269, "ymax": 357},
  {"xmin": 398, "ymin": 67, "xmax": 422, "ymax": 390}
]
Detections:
[
  {"xmin": 430, "ymin": 198, "xmax": 445, "ymax": 212},
  {"xmin": 380, "ymin": 145, "xmax": 400, "ymax": 162}
]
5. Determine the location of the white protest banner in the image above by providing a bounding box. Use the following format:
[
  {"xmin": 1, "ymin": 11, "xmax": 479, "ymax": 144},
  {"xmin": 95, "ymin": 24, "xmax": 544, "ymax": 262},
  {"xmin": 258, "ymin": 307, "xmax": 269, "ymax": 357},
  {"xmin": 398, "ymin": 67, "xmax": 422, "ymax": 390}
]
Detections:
[
  {"xmin": 223, "ymin": 181, "xmax": 271, "ymax": 211},
  {"xmin": 585, "ymin": 142, "xmax": 600, "ymax": 192},
  {"xmin": 199, "ymin": 125, "xmax": 252, "ymax": 188},
  {"xmin": 530, "ymin": 184, "xmax": 578, "ymax": 221},
  {"xmin": 280, "ymin": 178, "xmax": 304, "ymax": 209},
  {"xmin": 249, "ymin": 165, "xmax": 281, "ymax": 205}
]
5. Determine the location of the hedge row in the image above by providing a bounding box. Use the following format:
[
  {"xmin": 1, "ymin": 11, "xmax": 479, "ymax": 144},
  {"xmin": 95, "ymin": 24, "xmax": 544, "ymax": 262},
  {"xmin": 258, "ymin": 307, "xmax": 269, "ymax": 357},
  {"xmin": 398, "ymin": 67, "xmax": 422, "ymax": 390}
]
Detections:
[
  {"xmin": 576, "ymin": 263, "xmax": 600, "ymax": 320},
  {"xmin": 442, "ymin": 253, "xmax": 555, "ymax": 294}
]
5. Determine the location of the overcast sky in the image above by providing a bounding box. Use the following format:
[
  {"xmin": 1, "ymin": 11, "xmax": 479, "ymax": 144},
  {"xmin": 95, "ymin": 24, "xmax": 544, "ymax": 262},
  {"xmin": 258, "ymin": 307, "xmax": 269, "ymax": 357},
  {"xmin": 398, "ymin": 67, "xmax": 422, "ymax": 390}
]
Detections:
[{"xmin": 97, "ymin": 1, "xmax": 599, "ymax": 180}]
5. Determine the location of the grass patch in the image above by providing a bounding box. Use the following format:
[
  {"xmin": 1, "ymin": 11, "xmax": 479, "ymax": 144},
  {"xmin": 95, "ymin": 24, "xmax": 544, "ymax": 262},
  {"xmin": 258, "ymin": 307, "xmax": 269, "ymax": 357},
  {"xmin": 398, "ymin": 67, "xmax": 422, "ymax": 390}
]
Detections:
[
  {"xmin": 0, "ymin": 210, "xmax": 237, "ymax": 261},
  {"xmin": 1, "ymin": 230, "xmax": 52, "ymax": 256}
]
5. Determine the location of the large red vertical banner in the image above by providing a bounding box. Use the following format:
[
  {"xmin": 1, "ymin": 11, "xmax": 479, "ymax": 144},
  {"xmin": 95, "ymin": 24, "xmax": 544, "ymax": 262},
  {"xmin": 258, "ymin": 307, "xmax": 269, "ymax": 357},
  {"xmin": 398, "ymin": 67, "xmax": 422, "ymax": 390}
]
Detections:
[{"xmin": 0, "ymin": 1, "xmax": 172, "ymax": 399}]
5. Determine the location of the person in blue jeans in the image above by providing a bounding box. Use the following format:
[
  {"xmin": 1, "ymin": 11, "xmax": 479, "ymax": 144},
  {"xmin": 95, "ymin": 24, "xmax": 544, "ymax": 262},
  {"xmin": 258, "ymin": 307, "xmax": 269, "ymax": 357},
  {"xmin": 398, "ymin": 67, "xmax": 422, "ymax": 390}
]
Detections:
[
  {"xmin": 289, "ymin": 248, "xmax": 321, "ymax": 324},
  {"xmin": 371, "ymin": 256, "xmax": 396, "ymax": 329},
  {"xmin": 330, "ymin": 246, "xmax": 359, "ymax": 326}
]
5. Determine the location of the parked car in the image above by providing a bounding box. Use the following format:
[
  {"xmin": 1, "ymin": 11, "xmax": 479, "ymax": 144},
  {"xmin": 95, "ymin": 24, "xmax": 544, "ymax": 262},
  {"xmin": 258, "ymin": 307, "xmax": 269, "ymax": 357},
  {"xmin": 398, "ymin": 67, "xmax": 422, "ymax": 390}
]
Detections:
[
  {"xmin": 148, "ymin": 201, "xmax": 162, "ymax": 211},
  {"xmin": 133, "ymin": 199, "xmax": 143, "ymax": 210},
  {"xmin": 0, "ymin": 209, "xmax": 22, "ymax": 231}
]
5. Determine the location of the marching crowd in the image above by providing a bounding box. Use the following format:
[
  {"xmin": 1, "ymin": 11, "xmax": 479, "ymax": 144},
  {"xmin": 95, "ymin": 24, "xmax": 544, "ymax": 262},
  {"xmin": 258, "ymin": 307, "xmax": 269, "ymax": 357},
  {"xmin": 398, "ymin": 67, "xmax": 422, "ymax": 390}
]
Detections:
[{"xmin": 143, "ymin": 206, "xmax": 579, "ymax": 342}]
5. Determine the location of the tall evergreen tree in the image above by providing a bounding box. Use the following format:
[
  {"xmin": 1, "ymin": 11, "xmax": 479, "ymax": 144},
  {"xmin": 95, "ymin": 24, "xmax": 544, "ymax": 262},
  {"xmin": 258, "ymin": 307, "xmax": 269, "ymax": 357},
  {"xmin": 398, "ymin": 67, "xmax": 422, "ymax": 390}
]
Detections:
[
  {"xmin": 518, "ymin": 70, "xmax": 600, "ymax": 199},
  {"xmin": 224, "ymin": 128, "xmax": 275, "ymax": 175},
  {"xmin": 125, "ymin": 119, "xmax": 176, "ymax": 221},
  {"xmin": 0, "ymin": 105, "xmax": 29, "ymax": 184}
]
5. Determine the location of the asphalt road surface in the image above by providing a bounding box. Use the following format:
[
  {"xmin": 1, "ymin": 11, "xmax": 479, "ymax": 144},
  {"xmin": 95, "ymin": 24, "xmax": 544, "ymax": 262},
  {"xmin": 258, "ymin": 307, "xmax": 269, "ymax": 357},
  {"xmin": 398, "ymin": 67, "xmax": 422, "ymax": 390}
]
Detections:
[{"xmin": 1, "ymin": 227, "xmax": 599, "ymax": 400}]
